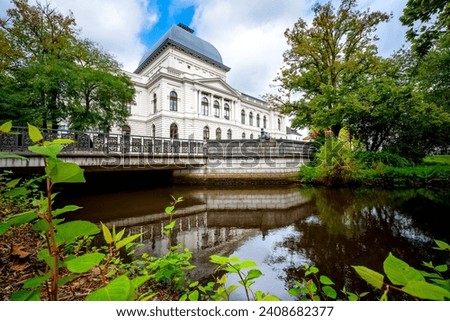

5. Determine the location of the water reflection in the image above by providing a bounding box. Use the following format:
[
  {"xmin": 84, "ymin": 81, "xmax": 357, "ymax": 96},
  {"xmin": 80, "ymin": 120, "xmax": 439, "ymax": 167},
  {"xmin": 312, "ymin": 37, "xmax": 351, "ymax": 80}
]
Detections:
[{"xmin": 62, "ymin": 184, "xmax": 450, "ymax": 300}]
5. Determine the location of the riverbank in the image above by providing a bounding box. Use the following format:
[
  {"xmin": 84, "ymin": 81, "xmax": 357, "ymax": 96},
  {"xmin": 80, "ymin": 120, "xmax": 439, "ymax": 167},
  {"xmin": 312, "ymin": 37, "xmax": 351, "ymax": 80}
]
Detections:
[{"xmin": 298, "ymin": 157, "xmax": 450, "ymax": 188}]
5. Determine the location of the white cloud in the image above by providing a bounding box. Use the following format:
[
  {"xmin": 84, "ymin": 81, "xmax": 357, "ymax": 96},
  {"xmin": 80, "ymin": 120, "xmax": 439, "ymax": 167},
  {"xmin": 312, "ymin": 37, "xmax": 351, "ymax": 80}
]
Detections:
[
  {"xmin": 48, "ymin": 0, "xmax": 158, "ymax": 72},
  {"xmin": 190, "ymin": 0, "xmax": 309, "ymax": 98},
  {"xmin": 1, "ymin": 0, "xmax": 409, "ymax": 97},
  {"xmin": 188, "ymin": 0, "xmax": 408, "ymax": 98}
]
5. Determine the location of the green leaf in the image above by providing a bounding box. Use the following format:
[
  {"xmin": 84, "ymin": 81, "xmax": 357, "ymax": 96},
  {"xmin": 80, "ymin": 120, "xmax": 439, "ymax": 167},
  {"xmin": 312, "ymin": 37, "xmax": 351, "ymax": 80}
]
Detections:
[
  {"xmin": 114, "ymin": 227, "xmax": 125, "ymax": 242},
  {"xmin": 131, "ymin": 275, "xmax": 151, "ymax": 289},
  {"xmin": 403, "ymin": 280, "xmax": 450, "ymax": 300},
  {"xmin": 11, "ymin": 290, "xmax": 40, "ymax": 301},
  {"xmin": 352, "ymin": 265, "xmax": 384, "ymax": 290},
  {"xmin": 58, "ymin": 274, "xmax": 80, "ymax": 287},
  {"xmin": 247, "ymin": 269, "xmax": 263, "ymax": 280},
  {"xmin": 56, "ymin": 220, "xmax": 100, "ymax": 245},
  {"xmin": 7, "ymin": 210, "xmax": 37, "ymax": 226},
  {"xmin": 27, "ymin": 124, "xmax": 43, "ymax": 143},
  {"xmin": 28, "ymin": 145, "xmax": 63, "ymax": 158},
  {"xmin": 188, "ymin": 290, "xmax": 199, "ymax": 301},
  {"xmin": 210, "ymin": 255, "xmax": 229, "ymax": 265},
  {"xmin": 240, "ymin": 260, "xmax": 258, "ymax": 269},
  {"xmin": 288, "ymin": 287, "xmax": 301, "ymax": 296},
  {"xmin": 433, "ymin": 240, "xmax": 450, "ymax": 251},
  {"xmin": 6, "ymin": 178, "xmax": 21, "ymax": 188},
  {"xmin": 0, "ymin": 152, "xmax": 28, "ymax": 160},
  {"xmin": 65, "ymin": 253, "xmax": 105, "ymax": 273},
  {"xmin": 46, "ymin": 158, "xmax": 85, "ymax": 184},
  {"xmin": 46, "ymin": 138, "xmax": 74, "ymax": 146},
  {"xmin": 52, "ymin": 205, "xmax": 81, "ymax": 217},
  {"xmin": 115, "ymin": 233, "xmax": 142, "ymax": 250},
  {"xmin": 0, "ymin": 223, "xmax": 10, "ymax": 236},
  {"xmin": 323, "ymin": 285, "xmax": 337, "ymax": 299},
  {"xmin": 383, "ymin": 252, "xmax": 424, "ymax": 286},
  {"xmin": 0, "ymin": 120, "xmax": 12, "ymax": 133},
  {"xmin": 23, "ymin": 273, "xmax": 51, "ymax": 289},
  {"xmin": 86, "ymin": 275, "xmax": 133, "ymax": 301},
  {"xmin": 258, "ymin": 294, "xmax": 281, "ymax": 301},
  {"xmin": 320, "ymin": 275, "xmax": 335, "ymax": 285},
  {"xmin": 164, "ymin": 220, "xmax": 176, "ymax": 230},
  {"xmin": 101, "ymin": 223, "xmax": 113, "ymax": 244},
  {"xmin": 165, "ymin": 206, "xmax": 174, "ymax": 214},
  {"xmin": 435, "ymin": 265, "xmax": 448, "ymax": 273},
  {"xmin": 32, "ymin": 218, "xmax": 64, "ymax": 232},
  {"xmin": 3, "ymin": 187, "xmax": 29, "ymax": 197}
]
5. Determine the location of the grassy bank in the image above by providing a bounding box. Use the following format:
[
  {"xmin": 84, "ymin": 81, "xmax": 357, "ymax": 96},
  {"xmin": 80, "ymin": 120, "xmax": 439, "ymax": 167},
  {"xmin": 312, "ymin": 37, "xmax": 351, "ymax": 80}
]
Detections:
[{"xmin": 299, "ymin": 153, "xmax": 450, "ymax": 188}]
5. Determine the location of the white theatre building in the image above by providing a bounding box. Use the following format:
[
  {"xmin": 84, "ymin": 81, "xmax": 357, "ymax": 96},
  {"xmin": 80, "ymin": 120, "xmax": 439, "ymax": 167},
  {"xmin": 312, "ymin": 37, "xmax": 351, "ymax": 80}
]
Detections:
[{"xmin": 123, "ymin": 23, "xmax": 287, "ymax": 141}]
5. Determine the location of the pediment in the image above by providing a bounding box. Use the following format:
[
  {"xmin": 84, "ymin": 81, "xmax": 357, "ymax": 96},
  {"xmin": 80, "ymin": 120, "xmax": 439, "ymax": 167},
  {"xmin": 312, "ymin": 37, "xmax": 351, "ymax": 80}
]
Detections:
[{"xmin": 197, "ymin": 78, "xmax": 239, "ymax": 97}]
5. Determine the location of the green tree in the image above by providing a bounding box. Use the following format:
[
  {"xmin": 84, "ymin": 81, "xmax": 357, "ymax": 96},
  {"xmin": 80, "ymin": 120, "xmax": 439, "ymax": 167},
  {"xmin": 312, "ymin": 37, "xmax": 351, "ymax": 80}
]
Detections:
[
  {"xmin": 66, "ymin": 39, "xmax": 134, "ymax": 132},
  {"xmin": 400, "ymin": 0, "xmax": 449, "ymax": 57},
  {"xmin": 267, "ymin": 0, "xmax": 390, "ymax": 136},
  {"xmin": 0, "ymin": 0, "xmax": 134, "ymax": 131},
  {"xmin": 414, "ymin": 32, "xmax": 450, "ymax": 114}
]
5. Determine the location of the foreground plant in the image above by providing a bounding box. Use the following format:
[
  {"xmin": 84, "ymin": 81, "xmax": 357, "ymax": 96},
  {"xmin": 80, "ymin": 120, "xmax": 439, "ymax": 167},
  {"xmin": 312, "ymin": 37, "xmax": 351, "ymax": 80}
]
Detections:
[
  {"xmin": 353, "ymin": 240, "xmax": 450, "ymax": 300},
  {"xmin": 0, "ymin": 122, "xmax": 147, "ymax": 300}
]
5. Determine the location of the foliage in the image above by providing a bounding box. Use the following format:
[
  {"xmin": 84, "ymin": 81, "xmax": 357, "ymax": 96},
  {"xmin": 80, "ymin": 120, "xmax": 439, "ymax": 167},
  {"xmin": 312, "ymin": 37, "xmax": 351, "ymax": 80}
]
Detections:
[
  {"xmin": 289, "ymin": 264, "xmax": 368, "ymax": 301},
  {"xmin": 414, "ymin": 32, "xmax": 450, "ymax": 114},
  {"xmin": 353, "ymin": 240, "xmax": 450, "ymax": 300},
  {"xmin": 267, "ymin": 0, "xmax": 390, "ymax": 136},
  {"xmin": 353, "ymin": 151, "xmax": 413, "ymax": 168},
  {"xmin": 181, "ymin": 255, "xmax": 280, "ymax": 301},
  {"xmin": 303, "ymin": 134, "xmax": 359, "ymax": 186},
  {"xmin": 0, "ymin": 0, "xmax": 134, "ymax": 130},
  {"xmin": 423, "ymin": 155, "xmax": 450, "ymax": 165},
  {"xmin": 1, "ymin": 120, "xmax": 449, "ymax": 301},
  {"xmin": 400, "ymin": 0, "xmax": 449, "ymax": 56},
  {"xmin": 0, "ymin": 122, "xmax": 145, "ymax": 300}
]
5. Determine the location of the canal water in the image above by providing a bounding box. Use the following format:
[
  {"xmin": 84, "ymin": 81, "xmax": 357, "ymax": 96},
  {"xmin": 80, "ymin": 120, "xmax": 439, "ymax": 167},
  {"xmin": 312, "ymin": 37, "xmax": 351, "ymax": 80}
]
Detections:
[{"xmin": 58, "ymin": 171, "xmax": 450, "ymax": 300}]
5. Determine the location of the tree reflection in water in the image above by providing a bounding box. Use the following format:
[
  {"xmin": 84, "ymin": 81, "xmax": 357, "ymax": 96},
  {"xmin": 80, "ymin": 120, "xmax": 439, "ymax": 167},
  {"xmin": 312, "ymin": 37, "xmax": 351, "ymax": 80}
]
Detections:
[{"xmin": 61, "ymin": 183, "xmax": 450, "ymax": 300}]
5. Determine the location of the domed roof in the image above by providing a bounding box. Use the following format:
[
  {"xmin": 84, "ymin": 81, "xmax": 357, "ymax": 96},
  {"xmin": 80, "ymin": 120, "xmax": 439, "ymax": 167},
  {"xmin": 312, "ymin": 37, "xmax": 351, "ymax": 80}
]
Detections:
[{"xmin": 135, "ymin": 24, "xmax": 230, "ymax": 73}]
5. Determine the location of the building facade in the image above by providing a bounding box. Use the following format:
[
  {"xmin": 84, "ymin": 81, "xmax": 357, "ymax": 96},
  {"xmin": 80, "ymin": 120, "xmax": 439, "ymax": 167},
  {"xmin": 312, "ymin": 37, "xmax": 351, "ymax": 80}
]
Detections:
[{"xmin": 123, "ymin": 23, "xmax": 287, "ymax": 141}]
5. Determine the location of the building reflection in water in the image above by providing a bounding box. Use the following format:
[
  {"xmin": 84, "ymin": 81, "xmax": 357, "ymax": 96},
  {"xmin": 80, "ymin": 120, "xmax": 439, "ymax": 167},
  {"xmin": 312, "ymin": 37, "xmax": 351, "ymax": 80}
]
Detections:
[{"xmin": 63, "ymin": 184, "xmax": 450, "ymax": 300}]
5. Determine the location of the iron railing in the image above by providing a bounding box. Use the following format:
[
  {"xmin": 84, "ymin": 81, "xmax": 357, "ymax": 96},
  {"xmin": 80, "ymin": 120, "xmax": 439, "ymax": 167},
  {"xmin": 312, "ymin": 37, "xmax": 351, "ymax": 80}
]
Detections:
[{"xmin": 0, "ymin": 127, "xmax": 314, "ymax": 158}]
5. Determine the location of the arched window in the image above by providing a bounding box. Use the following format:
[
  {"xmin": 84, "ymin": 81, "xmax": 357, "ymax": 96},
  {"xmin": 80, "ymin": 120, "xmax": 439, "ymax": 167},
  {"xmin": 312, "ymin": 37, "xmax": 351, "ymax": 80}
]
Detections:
[
  {"xmin": 152, "ymin": 124, "xmax": 156, "ymax": 138},
  {"xmin": 203, "ymin": 126, "xmax": 210, "ymax": 140},
  {"xmin": 256, "ymin": 114, "xmax": 260, "ymax": 127},
  {"xmin": 169, "ymin": 91, "xmax": 177, "ymax": 111},
  {"xmin": 224, "ymin": 103, "xmax": 230, "ymax": 120},
  {"xmin": 201, "ymin": 97, "xmax": 209, "ymax": 116},
  {"xmin": 242, "ymin": 132, "xmax": 246, "ymax": 139},
  {"xmin": 278, "ymin": 118, "xmax": 281, "ymax": 131},
  {"xmin": 249, "ymin": 112, "xmax": 253, "ymax": 126},
  {"xmin": 153, "ymin": 93, "xmax": 157, "ymax": 113},
  {"xmin": 250, "ymin": 133, "xmax": 254, "ymax": 139},
  {"xmin": 216, "ymin": 128, "xmax": 221, "ymax": 140},
  {"xmin": 170, "ymin": 123, "xmax": 178, "ymax": 139},
  {"xmin": 241, "ymin": 109, "xmax": 246, "ymax": 124},
  {"xmin": 214, "ymin": 100, "xmax": 220, "ymax": 117},
  {"xmin": 227, "ymin": 129, "xmax": 232, "ymax": 139},
  {"xmin": 263, "ymin": 115, "xmax": 267, "ymax": 128}
]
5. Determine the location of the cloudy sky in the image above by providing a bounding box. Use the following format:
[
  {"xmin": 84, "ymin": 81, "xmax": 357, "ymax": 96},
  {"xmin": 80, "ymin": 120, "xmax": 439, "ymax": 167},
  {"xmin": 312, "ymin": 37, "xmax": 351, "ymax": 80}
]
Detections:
[{"xmin": 0, "ymin": 0, "xmax": 408, "ymax": 98}]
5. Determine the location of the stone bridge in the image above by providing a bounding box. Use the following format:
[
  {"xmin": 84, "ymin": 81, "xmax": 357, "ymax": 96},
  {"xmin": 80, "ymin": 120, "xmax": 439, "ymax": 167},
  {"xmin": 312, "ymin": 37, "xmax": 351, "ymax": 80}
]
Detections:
[{"xmin": 0, "ymin": 127, "xmax": 314, "ymax": 183}]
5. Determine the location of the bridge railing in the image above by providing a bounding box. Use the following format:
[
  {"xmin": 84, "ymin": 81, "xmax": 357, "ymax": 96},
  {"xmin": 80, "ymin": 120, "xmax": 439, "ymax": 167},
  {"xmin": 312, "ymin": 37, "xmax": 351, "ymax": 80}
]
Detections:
[
  {"xmin": 0, "ymin": 127, "xmax": 205, "ymax": 156},
  {"xmin": 0, "ymin": 127, "xmax": 314, "ymax": 160},
  {"xmin": 205, "ymin": 139, "xmax": 314, "ymax": 159}
]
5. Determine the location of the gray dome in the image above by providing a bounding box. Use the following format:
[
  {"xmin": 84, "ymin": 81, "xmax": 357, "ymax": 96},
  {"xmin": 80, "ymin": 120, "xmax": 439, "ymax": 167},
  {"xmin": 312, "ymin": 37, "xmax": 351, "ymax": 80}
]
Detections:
[{"xmin": 135, "ymin": 24, "xmax": 230, "ymax": 73}]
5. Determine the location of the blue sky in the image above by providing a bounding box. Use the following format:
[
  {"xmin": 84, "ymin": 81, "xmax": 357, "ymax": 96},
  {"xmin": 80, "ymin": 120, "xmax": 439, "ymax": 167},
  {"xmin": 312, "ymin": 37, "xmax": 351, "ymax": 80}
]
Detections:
[{"xmin": 0, "ymin": 0, "xmax": 408, "ymax": 98}]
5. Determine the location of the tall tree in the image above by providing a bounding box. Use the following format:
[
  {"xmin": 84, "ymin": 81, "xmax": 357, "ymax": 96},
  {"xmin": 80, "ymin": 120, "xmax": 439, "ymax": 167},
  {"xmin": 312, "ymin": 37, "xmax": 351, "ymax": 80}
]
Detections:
[
  {"xmin": 0, "ymin": 0, "xmax": 134, "ymax": 131},
  {"xmin": 267, "ymin": 0, "xmax": 390, "ymax": 136},
  {"xmin": 400, "ymin": 0, "xmax": 449, "ymax": 57}
]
